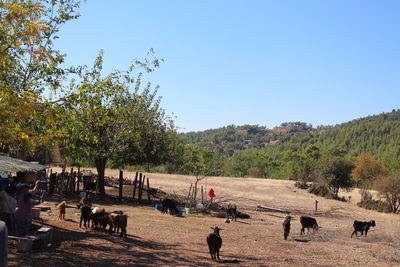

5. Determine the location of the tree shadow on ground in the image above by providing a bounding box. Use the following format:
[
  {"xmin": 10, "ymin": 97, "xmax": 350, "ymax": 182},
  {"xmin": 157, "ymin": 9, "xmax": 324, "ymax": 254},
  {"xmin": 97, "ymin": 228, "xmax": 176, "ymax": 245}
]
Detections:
[{"xmin": 8, "ymin": 223, "xmax": 208, "ymax": 267}]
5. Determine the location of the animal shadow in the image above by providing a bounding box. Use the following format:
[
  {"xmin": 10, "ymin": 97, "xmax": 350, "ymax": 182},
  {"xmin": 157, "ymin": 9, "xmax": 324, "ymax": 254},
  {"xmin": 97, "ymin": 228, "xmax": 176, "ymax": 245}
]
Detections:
[
  {"xmin": 294, "ymin": 238, "xmax": 310, "ymax": 243},
  {"xmin": 221, "ymin": 259, "xmax": 241, "ymax": 264}
]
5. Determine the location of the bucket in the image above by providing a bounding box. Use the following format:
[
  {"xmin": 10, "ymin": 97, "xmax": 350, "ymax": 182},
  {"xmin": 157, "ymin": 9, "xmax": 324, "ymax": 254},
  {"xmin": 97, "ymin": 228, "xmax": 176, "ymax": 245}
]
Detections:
[
  {"xmin": 177, "ymin": 209, "xmax": 183, "ymax": 216},
  {"xmin": 17, "ymin": 237, "xmax": 33, "ymax": 252},
  {"xmin": 155, "ymin": 204, "xmax": 162, "ymax": 211}
]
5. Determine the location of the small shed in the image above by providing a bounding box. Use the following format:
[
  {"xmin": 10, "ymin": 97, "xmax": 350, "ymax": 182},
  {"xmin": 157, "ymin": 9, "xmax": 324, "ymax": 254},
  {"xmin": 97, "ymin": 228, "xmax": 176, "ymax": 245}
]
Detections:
[{"xmin": 0, "ymin": 155, "xmax": 48, "ymax": 184}]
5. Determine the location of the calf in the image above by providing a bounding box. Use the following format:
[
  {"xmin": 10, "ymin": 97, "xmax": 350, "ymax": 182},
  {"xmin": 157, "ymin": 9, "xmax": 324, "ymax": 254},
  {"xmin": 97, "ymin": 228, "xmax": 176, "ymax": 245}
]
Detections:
[
  {"xmin": 161, "ymin": 198, "xmax": 178, "ymax": 215},
  {"xmin": 226, "ymin": 204, "xmax": 237, "ymax": 222},
  {"xmin": 282, "ymin": 215, "xmax": 292, "ymax": 240},
  {"xmin": 106, "ymin": 213, "xmax": 128, "ymax": 237},
  {"xmin": 351, "ymin": 220, "xmax": 376, "ymax": 238},
  {"xmin": 207, "ymin": 227, "xmax": 222, "ymax": 261},
  {"xmin": 80, "ymin": 206, "xmax": 92, "ymax": 228},
  {"xmin": 300, "ymin": 216, "xmax": 319, "ymax": 235}
]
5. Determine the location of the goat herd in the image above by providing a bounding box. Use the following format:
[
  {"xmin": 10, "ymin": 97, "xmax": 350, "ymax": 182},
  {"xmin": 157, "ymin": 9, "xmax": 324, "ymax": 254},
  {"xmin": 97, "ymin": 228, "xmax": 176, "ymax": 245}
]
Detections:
[
  {"xmin": 208, "ymin": 204, "xmax": 377, "ymax": 262},
  {"xmin": 59, "ymin": 197, "xmax": 377, "ymax": 262}
]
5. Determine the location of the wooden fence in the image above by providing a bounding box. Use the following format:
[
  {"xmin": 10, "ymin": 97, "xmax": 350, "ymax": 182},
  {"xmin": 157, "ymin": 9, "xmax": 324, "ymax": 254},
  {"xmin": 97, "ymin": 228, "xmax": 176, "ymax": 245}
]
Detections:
[{"xmin": 46, "ymin": 168, "xmax": 153, "ymax": 203}]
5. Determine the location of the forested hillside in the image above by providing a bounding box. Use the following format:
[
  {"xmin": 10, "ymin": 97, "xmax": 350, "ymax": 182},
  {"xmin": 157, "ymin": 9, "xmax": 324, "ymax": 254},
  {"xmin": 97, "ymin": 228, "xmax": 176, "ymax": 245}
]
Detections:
[
  {"xmin": 181, "ymin": 122, "xmax": 315, "ymax": 156},
  {"xmin": 177, "ymin": 109, "xmax": 400, "ymax": 178}
]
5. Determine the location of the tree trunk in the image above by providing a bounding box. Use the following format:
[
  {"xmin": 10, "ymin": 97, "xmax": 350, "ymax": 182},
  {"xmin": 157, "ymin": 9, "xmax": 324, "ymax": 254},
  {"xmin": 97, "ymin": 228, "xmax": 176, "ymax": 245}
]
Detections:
[{"xmin": 95, "ymin": 157, "xmax": 107, "ymax": 195}]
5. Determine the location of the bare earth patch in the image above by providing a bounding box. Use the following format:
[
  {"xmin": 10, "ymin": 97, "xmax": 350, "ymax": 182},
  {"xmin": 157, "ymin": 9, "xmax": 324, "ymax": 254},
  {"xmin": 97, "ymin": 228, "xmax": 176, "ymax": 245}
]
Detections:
[{"xmin": 8, "ymin": 168, "xmax": 400, "ymax": 266}]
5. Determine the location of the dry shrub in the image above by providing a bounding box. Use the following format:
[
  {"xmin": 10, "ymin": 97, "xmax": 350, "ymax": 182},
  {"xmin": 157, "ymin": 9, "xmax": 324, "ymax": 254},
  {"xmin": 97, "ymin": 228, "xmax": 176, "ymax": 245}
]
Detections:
[
  {"xmin": 357, "ymin": 188, "xmax": 391, "ymax": 213},
  {"xmin": 374, "ymin": 173, "xmax": 400, "ymax": 213}
]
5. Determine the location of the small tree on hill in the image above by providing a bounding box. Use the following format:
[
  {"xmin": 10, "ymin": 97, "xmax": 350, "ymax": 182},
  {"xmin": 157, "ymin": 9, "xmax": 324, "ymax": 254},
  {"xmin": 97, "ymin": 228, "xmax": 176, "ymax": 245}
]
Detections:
[
  {"xmin": 375, "ymin": 172, "xmax": 400, "ymax": 213},
  {"xmin": 352, "ymin": 153, "xmax": 387, "ymax": 187},
  {"xmin": 320, "ymin": 156, "xmax": 354, "ymax": 197}
]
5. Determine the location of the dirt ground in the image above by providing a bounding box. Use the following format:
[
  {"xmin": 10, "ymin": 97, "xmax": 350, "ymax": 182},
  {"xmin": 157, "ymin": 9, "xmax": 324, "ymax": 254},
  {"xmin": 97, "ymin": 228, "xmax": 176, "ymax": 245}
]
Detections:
[{"xmin": 7, "ymin": 168, "xmax": 400, "ymax": 266}]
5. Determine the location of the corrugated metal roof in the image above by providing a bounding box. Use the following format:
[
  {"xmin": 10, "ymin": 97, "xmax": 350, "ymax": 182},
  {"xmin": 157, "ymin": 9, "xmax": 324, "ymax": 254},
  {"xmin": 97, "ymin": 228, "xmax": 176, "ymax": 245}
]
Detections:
[{"xmin": 0, "ymin": 155, "xmax": 48, "ymax": 173}]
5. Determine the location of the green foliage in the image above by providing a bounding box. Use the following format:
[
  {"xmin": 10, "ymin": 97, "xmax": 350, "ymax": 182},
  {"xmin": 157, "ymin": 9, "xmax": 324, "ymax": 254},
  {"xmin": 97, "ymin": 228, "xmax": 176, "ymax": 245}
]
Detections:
[
  {"xmin": 59, "ymin": 50, "xmax": 172, "ymax": 194},
  {"xmin": 177, "ymin": 110, "xmax": 400, "ymax": 179},
  {"xmin": 319, "ymin": 156, "xmax": 354, "ymax": 197},
  {"xmin": 0, "ymin": 0, "xmax": 81, "ymax": 155}
]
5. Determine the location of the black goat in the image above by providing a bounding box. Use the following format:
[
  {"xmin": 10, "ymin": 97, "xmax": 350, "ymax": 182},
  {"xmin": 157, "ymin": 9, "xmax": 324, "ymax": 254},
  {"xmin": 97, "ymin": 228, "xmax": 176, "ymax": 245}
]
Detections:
[
  {"xmin": 79, "ymin": 206, "xmax": 92, "ymax": 228},
  {"xmin": 283, "ymin": 215, "xmax": 292, "ymax": 240},
  {"xmin": 351, "ymin": 220, "xmax": 376, "ymax": 238},
  {"xmin": 90, "ymin": 209, "xmax": 107, "ymax": 230},
  {"xmin": 226, "ymin": 204, "xmax": 237, "ymax": 222},
  {"xmin": 300, "ymin": 216, "xmax": 319, "ymax": 235},
  {"xmin": 207, "ymin": 227, "xmax": 222, "ymax": 261},
  {"xmin": 161, "ymin": 198, "xmax": 178, "ymax": 215}
]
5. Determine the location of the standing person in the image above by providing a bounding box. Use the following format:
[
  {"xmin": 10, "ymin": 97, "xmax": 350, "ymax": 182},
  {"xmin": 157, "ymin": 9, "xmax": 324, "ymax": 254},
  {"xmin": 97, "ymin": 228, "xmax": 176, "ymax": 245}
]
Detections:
[
  {"xmin": 77, "ymin": 191, "xmax": 92, "ymax": 209},
  {"xmin": 14, "ymin": 184, "xmax": 32, "ymax": 237},
  {"xmin": 0, "ymin": 188, "xmax": 16, "ymax": 235}
]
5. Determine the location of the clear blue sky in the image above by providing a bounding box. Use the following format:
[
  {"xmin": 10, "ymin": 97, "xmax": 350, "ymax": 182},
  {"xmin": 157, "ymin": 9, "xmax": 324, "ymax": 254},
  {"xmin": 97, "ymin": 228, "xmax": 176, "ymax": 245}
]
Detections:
[{"xmin": 55, "ymin": 0, "xmax": 400, "ymax": 132}]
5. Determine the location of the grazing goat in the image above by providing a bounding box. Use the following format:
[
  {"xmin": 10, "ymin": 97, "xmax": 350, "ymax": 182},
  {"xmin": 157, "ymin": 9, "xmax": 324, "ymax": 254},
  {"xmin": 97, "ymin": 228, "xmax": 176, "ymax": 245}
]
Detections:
[
  {"xmin": 282, "ymin": 215, "xmax": 292, "ymax": 240},
  {"xmin": 161, "ymin": 198, "xmax": 178, "ymax": 215},
  {"xmin": 56, "ymin": 201, "xmax": 66, "ymax": 220},
  {"xmin": 80, "ymin": 206, "xmax": 92, "ymax": 228},
  {"xmin": 351, "ymin": 220, "xmax": 376, "ymax": 238},
  {"xmin": 207, "ymin": 227, "xmax": 222, "ymax": 261},
  {"xmin": 300, "ymin": 216, "xmax": 319, "ymax": 235},
  {"xmin": 226, "ymin": 204, "xmax": 237, "ymax": 222}
]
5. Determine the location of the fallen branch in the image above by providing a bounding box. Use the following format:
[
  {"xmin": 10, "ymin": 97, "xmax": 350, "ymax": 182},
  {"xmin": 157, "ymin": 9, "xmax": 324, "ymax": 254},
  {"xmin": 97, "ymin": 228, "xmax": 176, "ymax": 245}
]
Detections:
[{"xmin": 256, "ymin": 205, "xmax": 290, "ymax": 214}]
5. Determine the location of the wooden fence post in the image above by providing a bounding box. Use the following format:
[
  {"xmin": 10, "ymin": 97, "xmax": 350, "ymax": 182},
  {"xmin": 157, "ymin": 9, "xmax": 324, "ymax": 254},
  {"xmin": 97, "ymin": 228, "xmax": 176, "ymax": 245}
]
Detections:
[
  {"xmin": 147, "ymin": 178, "xmax": 151, "ymax": 201},
  {"xmin": 186, "ymin": 184, "xmax": 193, "ymax": 206},
  {"xmin": 60, "ymin": 170, "xmax": 65, "ymax": 200},
  {"xmin": 70, "ymin": 168, "xmax": 74, "ymax": 194},
  {"xmin": 119, "ymin": 170, "xmax": 123, "ymax": 203},
  {"xmin": 132, "ymin": 172, "xmax": 138, "ymax": 200},
  {"xmin": 315, "ymin": 200, "xmax": 319, "ymax": 212},
  {"xmin": 201, "ymin": 185, "xmax": 204, "ymax": 204},
  {"xmin": 138, "ymin": 174, "xmax": 144, "ymax": 201},
  {"xmin": 77, "ymin": 167, "xmax": 81, "ymax": 193}
]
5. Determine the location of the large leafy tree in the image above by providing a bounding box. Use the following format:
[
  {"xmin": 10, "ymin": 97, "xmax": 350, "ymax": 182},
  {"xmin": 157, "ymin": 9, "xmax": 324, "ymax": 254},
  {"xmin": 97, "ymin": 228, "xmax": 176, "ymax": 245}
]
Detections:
[
  {"xmin": 0, "ymin": 0, "xmax": 81, "ymax": 156},
  {"xmin": 60, "ymin": 50, "xmax": 172, "ymax": 194}
]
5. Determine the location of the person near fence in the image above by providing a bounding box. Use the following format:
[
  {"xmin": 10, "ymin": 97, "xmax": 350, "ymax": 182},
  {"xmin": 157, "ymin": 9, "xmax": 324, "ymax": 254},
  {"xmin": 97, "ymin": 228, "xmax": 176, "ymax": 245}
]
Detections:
[
  {"xmin": 14, "ymin": 184, "xmax": 32, "ymax": 237},
  {"xmin": 0, "ymin": 188, "xmax": 16, "ymax": 235},
  {"xmin": 77, "ymin": 191, "xmax": 92, "ymax": 209}
]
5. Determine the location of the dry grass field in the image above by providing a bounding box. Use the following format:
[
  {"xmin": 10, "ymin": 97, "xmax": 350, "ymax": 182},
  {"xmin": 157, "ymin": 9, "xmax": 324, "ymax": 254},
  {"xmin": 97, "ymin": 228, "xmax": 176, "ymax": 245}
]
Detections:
[{"xmin": 8, "ymin": 168, "xmax": 400, "ymax": 266}]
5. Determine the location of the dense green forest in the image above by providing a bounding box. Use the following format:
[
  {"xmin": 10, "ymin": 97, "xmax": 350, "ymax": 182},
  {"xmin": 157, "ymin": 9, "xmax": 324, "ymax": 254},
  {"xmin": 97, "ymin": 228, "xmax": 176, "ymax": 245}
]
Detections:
[
  {"xmin": 181, "ymin": 122, "xmax": 315, "ymax": 156},
  {"xmin": 171, "ymin": 109, "xmax": 400, "ymax": 179}
]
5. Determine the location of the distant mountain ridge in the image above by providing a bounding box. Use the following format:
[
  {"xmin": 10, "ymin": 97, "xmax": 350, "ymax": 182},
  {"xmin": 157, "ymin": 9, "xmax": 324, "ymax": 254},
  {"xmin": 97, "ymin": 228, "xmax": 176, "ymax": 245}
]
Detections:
[
  {"xmin": 181, "ymin": 122, "xmax": 317, "ymax": 155},
  {"xmin": 180, "ymin": 109, "xmax": 400, "ymax": 162}
]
